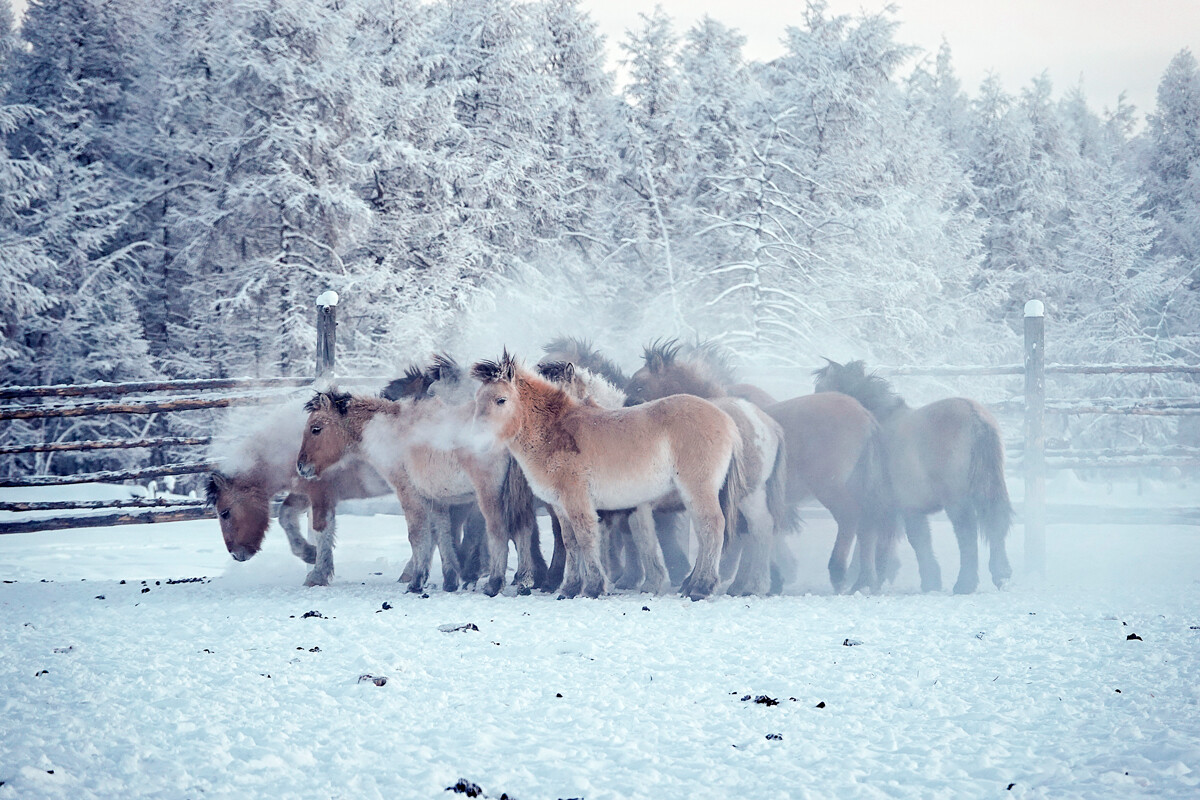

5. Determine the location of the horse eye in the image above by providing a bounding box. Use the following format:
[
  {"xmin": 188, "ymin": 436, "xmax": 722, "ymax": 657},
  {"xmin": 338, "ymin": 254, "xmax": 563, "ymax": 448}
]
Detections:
[
  {"xmin": 495, "ymin": 397, "xmax": 506, "ymax": 406},
  {"xmin": 219, "ymin": 509, "xmax": 230, "ymax": 519},
  {"xmin": 310, "ymin": 425, "xmax": 322, "ymax": 435}
]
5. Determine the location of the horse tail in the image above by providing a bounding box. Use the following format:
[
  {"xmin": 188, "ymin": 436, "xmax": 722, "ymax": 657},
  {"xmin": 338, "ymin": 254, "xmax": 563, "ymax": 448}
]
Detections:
[
  {"xmin": 500, "ymin": 456, "xmax": 537, "ymax": 539},
  {"xmin": 499, "ymin": 456, "xmax": 547, "ymax": 583},
  {"xmin": 764, "ymin": 433, "xmax": 790, "ymax": 536},
  {"xmin": 718, "ymin": 433, "xmax": 748, "ymax": 547},
  {"xmin": 968, "ymin": 408, "xmax": 1012, "ymax": 545},
  {"xmin": 849, "ymin": 419, "xmax": 901, "ymax": 576}
]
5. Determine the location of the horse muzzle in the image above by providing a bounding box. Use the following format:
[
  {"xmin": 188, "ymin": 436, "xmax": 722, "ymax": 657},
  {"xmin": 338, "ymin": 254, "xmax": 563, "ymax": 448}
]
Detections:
[
  {"xmin": 296, "ymin": 459, "xmax": 317, "ymax": 479},
  {"xmin": 229, "ymin": 545, "xmax": 253, "ymax": 562}
]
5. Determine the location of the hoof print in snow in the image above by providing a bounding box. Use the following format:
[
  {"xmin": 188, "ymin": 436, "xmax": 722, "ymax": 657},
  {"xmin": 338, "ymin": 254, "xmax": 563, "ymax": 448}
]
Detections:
[
  {"xmin": 439, "ymin": 622, "xmax": 479, "ymax": 633},
  {"xmin": 765, "ymin": 733, "xmax": 783, "ymax": 741},
  {"xmin": 753, "ymin": 695, "xmax": 779, "ymax": 706},
  {"xmin": 1126, "ymin": 633, "xmax": 1142, "ymax": 641},
  {"xmin": 358, "ymin": 674, "xmax": 387, "ymax": 686},
  {"xmin": 843, "ymin": 638, "xmax": 862, "ymax": 646},
  {"xmin": 815, "ymin": 701, "xmax": 826, "ymax": 708},
  {"xmin": 446, "ymin": 778, "xmax": 483, "ymax": 797},
  {"xmin": 301, "ymin": 610, "xmax": 324, "ymax": 619}
]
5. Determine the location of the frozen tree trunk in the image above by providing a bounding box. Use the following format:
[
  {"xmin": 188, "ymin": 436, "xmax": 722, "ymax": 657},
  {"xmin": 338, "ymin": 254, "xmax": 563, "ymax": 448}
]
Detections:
[{"xmin": 1023, "ymin": 300, "xmax": 1046, "ymax": 579}]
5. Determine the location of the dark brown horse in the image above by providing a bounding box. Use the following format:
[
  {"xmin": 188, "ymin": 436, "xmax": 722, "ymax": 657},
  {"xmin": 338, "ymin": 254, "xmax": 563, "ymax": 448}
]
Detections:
[
  {"xmin": 206, "ymin": 406, "xmax": 392, "ymax": 586},
  {"xmin": 626, "ymin": 340, "xmax": 892, "ymax": 593},
  {"xmin": 814, "ymin": 360, "xmax": 1012, "ymax": 594}
]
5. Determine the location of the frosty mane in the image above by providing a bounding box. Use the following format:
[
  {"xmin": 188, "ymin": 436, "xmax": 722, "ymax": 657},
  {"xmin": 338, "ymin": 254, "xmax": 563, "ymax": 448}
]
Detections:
[
  {"xmin": 813, "ymin": 360, "xmax": 906, "ymax": 420},
  {"xmin": 541, "ymin": 336, "xmax": 629, "ymax": 390}
]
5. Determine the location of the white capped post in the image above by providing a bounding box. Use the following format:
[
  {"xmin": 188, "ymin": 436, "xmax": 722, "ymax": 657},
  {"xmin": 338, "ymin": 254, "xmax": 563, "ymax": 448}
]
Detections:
[
  {"xmin": 316, "ymin": 291, "xmax": 338, "ymax": 378},
  {"xmin": 1023, "ymin": 298, "xmax": 1046, "ymax": 579}
]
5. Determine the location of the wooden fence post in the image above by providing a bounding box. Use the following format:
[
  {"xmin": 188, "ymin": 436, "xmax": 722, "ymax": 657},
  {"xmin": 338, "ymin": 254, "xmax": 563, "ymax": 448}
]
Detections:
[
  {"xmin": 1023, "ymin": 299, "xmax": 1046, "ymax": 579},
  {"xmin": 315, "ymin": 290, "xmax": 338, "ymax": 378}
]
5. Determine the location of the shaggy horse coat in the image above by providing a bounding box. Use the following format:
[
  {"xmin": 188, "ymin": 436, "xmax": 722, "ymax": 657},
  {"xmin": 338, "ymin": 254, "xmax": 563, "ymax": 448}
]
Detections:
[
  {"xmin": 814, "ymin": 359, "xmax": 1013, "ymax": 594},
  {"xmin": 297, "ymin": 386, "xmax": 544, "ymax": 596},
  {"xmin": 473, "ymin": 351, "xmax": 745, "ymax": 600}
]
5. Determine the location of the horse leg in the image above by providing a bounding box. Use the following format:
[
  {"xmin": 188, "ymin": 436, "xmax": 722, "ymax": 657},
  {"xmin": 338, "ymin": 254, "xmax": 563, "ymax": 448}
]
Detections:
[
  {"xmin": 628, "ymin": 504, "xmax": 667, "ymax": 594},
  {"xmin": 400, "ymin": 497, "xmax": 434, "ymax": 593},
  {"xmin": 610, "ymin": 514, "xmax": 641, "ymax": 590},
  {"xmin": 980, "ymin": 506, "xmax": 1013, "ymax": 590},
  {"xmin": 431, "ymin": 509, "xmax": 460, "ymax": 592},
  {"xmin": 457, "ymin": 506, "xmax": 485, "ymax": 588},
  {"xmin": 519, "ymin": 518, "xmax": 548, "ymax": 594},
  {"xmin": 542, "ymin": 511, "xmax": 566, "ymax": 593},
  {"xmin": 304, "ymin": 496, "xmax": 338, "ymax": 587},
  {"xmin": 279, "ymin": 493, "xmax": 317, "ymax": 564},
  {"xmin": 947, "ymin": 505, "xmax": 980, "ymax": 595},
  {"xmin": 554, "ymin": 508, "xmax": 585, "ymax": 599},
  {"xmin": 477, "ymin": 494, "xmax": 510, "ymax": 597},
  {"xmin": 560, "ymin": 493, "xmax": 607, "ymax": 599},
  {"xmin": 729, "ymin": 492, "xmax": 773, "ymax": 596},
  {"xmin": 510, "ymin": 518, "xmax": 539, "ymax": 595},
  {"xmin": 655, "ymin": 510, "xmax": 691, "ymax": 585},
  {"xmin": 770, "ymin": 535, "xmax": 797, "ymax": 595},
  {"xmin": 848, "ymin": 519, "xmax": 880, "ymax": 595},
  {"xmin": 681, "ymin": 493, "xmax": 725, "ymax": 601},
  {"xmin": 719, "ymin": 514, "xmax": 745, "ymax": 583},
  {"xmin": 827, "ymin": 507, "xmax": 859, "ymax": 593},
  {"xmin": 904, "ymin": 512, "xmax": 942, "ymax": 592}
]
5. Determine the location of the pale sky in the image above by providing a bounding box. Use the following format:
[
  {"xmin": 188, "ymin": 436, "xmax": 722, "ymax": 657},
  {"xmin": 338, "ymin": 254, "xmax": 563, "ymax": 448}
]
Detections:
[{"xmin": 584, "ymin": 0, "xmax": 1200, "ymax": 120}]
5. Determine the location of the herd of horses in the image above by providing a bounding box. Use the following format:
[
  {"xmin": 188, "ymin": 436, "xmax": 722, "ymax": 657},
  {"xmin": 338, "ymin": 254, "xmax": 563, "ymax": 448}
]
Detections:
[{"xmin": 206, "ymin": 338, "xmax": 1013, "ymax": 600}]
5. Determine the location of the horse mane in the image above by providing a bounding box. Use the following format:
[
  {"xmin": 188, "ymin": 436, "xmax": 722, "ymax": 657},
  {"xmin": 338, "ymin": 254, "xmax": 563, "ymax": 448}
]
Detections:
[
  {"xmin": 380, "ymin": 365, "xmax": 430, "ymax": 402},
  {"xmin": 471, "ymin": 348, "xmax": 518, "ymax": 384},
  {"xmin": 640, "ymin": 337, "xmax": 730, "ymax": 398},
  {"xmin": 536, "ymin": 360, "xmax": 575, "ymax": 385},
  {"xmin": 541, "ymin": 336, "xmax": 629, "ymax": 389},
  {"xmin": 642, "ymin": 338, "xmax": 682, "ymax": 373},
  {"xmin": 682, "ymin": 340, "xmax": 738, "ymax": 387},
  {"xmin": 429, "ymin": 353, "xmax": 462, "ymax": 385},
  {"xmin": 305, "ymin": 389, "xmax": 354, "ymax": 415},
  {"xmin": 812, "ymin": 360, "xmax": 906, "ymax": 420}
]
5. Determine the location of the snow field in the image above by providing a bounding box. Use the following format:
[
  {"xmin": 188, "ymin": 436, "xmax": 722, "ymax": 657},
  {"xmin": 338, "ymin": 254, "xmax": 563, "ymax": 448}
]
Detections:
[{"xmin": 1, "ymin": 512, "xmax": 1199, "ymax": 799}]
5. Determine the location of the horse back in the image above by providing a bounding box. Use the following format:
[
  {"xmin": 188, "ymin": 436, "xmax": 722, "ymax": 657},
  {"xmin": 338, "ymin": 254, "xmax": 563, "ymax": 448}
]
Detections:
[{"xmin": 888, "ymin": 397, "xmax": 992, "ymax": 509}]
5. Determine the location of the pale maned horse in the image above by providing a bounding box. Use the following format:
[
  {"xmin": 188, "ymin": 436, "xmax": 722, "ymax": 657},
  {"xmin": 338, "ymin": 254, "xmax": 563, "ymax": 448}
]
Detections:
[
  {"xmin": 296, "ymin": 386, "xmax": 544, "ymax": 596},
  {"xmin": 472, "ymin": 351, "xmax": 745, "ymax": 600},
  {"xmin": 814, "ymin": 359, "xmax": 1013, "ymax": 594}
]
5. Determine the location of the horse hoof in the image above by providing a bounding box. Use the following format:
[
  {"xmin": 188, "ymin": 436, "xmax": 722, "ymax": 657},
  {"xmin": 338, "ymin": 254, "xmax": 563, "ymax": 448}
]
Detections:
[
  {"xmin": 517, "ymin": 585, "xmax": 532, "ymax": 596},
  {"xmin": 304, "ymin": 572, "xmax": 330, "ymax": 587},
  {"xmin": 921, "ymin": 579, "xmax": 942, "ymax": 593},
  {"xmin": 443, "ymin": 575, "xmax": 460, "ymax": 593},
  {"xmin": 300, "ymin": 545, "xmax": 318, "ymax": 565},
  {"xmin": 952, "ymin": 580, "xmax": 978, "ymax": 595},
  {"xmin": 406, "ymin": 579, "xmax": 426, "ymax": 594},
  {"xmin": 483, "ymin": 577, "xmax": 503, "ymax": 598}
]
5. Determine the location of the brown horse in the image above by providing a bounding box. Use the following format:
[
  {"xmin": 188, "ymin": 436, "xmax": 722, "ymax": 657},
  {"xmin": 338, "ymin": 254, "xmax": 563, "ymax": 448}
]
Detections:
[
  {"xmin": 472, "ymin": 350, "xmax": 745, "ymax": 600},
  {"xmin": 296, "ymin": 383, "xmax": 544, "ymax": 596},
  {"xmin": 538, "ymin": 337, "xmax": 692, "ymax": 587},
  {"xmin": 814, "ymin": 360, "xmax": 1012, "ymax": 594},
  {"xmin": 205, "ymin": 402, "xmax": 393, "ymax": 586},
  {"xmin": 625, "ymin": 341, "xmax": 789, "ymax": 595},
  {"xmin": 625, "ymin": 340, "xmax": 892, "ymax": 593}
]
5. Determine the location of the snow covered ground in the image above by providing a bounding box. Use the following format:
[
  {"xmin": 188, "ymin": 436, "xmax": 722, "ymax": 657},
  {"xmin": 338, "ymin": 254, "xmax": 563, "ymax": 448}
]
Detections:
[{"xmin": 2, "ymin": 486, "xmax": 1199, "ymax": 799}]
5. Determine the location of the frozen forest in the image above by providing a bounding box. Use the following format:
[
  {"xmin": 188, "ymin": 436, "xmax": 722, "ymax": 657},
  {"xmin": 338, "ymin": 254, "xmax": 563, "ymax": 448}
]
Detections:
[{"xmin": 1, "ymin": 0, "xmax": 1198, "ymax": 475}]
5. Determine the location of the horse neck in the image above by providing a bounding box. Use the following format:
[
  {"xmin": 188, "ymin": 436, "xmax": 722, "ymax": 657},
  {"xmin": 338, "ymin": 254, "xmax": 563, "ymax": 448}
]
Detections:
[
  {"xmin": 344, "ymin": 396, "xmax": 408, "ymax": 443},
  {"xmin": 511, "ymin": 375, "xmax": 577, "ymax": 452},
  {"xmin": 668, "ymin": 364, "xmax": 726, "ymax": 400},
  {"xmin": 237, "ymin": 460, "xmax": 292, "ymax": 497}
]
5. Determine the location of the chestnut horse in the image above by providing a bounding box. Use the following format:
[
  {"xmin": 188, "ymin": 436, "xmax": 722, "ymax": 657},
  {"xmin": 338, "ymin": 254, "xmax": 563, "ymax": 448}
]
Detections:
[
  {"xmin": 206, "ymin": 403, "xmax": 392, "ymax": 586},
  {"xmin": 625, "ymin": 341, "xmax": 789, "ymax": 595},
  {"xmin": 625, "ymin": 340, "xmax": 892, "ymax": 593},
  {"xmin": 297, "ymin": 384, "xmax": 544, "ymax": 596},
  {"xmin": 472, "ymin": 351, "xmax": 745, "ymax": 600},
  {"xmin": 814, "ymin": 360, "xmax": 1012, "ymax": 594},
  {"xmin": 539, "ymin": 337, "xmax": 693, "ymax": 587}
]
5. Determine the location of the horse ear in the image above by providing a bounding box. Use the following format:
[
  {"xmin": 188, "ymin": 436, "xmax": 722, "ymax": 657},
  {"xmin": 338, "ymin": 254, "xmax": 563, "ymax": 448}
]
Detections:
[
  {"xmin": 331, "ymin": 391, "xmax": 353, "ymax": 415},
  {"xmin": 644, "ymin": 338, "xmax": 680, "ymax": 373},
  {"xmin": 205, "ymin": 471, "xmax": 230, "ymax": 506},
  {"xmin": 499, "ymin": 348, "xmax": 518, "ymax": 382},
  {"xmin": 303, "ymin": 392, "xmax": 328, "ymax": 413},
  {"xmin": 537, "ymin": 360, "xmax": 572, "ymax": 384},
  {"xmin": 431, "ymin": 353, "xmax": 462, "ymax": 385}
]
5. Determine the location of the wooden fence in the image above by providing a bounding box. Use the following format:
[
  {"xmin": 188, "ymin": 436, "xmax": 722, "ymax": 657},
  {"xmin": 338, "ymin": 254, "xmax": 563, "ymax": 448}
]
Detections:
[{"xmin": 2, "ymin": 297, "xmax": 1198, "ymax": 574}]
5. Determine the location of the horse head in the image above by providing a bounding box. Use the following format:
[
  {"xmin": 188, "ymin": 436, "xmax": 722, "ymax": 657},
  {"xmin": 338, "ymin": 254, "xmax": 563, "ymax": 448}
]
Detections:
[
  {"xmin": 471, "ymin": 349, "xmax": 524, "ymax": 441},
  {"xmin": 206, "ymin": 470, "xmax": 270, "ymax": 562},
  {"xmin": 297, "ymin": 389, "xmax": 357, "ymax": 479},
  {"xmin": 625, "ymin": 338, "xmax": 723, "ymax": 405},
  {"xmin": 539, "ymin": 336, "xmax": 629, "ymax": 390}
]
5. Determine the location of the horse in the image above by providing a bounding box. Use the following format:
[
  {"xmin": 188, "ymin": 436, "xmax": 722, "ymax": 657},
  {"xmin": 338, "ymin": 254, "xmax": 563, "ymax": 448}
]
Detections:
[
  {"xmin": 298, "ymin": 378, "xmax": 545, "ymax": 596},
  {"xmin": 625, "ymin": 339, "xmax": 892, "ymax": 594},
  {"xmin": 539, "ymin": 337, "xmax": 693, "ymax": 586},
  {"xmin": 813, "ymin": 359, "xmax": 1013, "ymax": 594},
  {"xmin": 472, "ymin": 350, "xmax": 745, "ymax": 600},
  {"xmin": 205, "ymin": 403, "xmax": 392, "ymax": 587},
  {"xmin": 537, "ymin": 360, "xmax": 657, "ymax": 591},
  {"xmin": 624, "ymin": 340, "xmax": 790, "ymax": 595}
]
